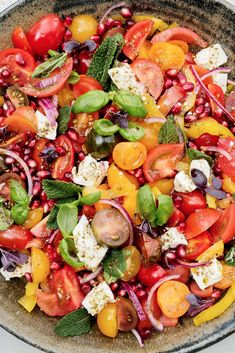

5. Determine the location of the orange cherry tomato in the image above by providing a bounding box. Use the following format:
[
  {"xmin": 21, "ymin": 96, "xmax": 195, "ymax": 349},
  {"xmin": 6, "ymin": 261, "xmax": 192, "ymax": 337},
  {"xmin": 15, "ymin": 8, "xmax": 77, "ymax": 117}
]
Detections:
[
  {"xmin": 97, "ymin": 302, "xmax": 118, "ymax": 338},
  {"xmin": 122, "ymin": 246, "xmax": 141, "ymax": 282},
  {"xmin": 4, "ymin": 114, "xmax": 37, "ymax": 133},
  {"xmin": 137, "ymin": 120, "xmax": 161, "ymax": 151},
  {"xmin": 58, "ymin": 83, "xmax": 75, "ymax": 107},
  {"xmin": 23, "ymin": 208, "xmax": 44, "ymax": 230},
  {"xmin": 112, "ymin": 142, "xmax": 147, "ymax": 170},
  {"xmin": 149, "ymin": 42, "xmax": 185, "ymax": 72},
  {"xmin": 69, "ymin": 15, "xmax": 98, "ymax": 43},
  {"xmin": 107, "ymin": 163, "xmax": 139, "ymax": 193},
  {"xmin": 214, "ymin": 263, "xmax": 235, "ymax": 289},
  {"xmin": 168, "ymin": 40, "xmax": 189, "ymax": 53}
]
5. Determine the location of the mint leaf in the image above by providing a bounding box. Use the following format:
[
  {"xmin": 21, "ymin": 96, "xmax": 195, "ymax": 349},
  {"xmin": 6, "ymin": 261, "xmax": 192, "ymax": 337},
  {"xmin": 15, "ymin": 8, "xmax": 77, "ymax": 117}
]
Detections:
[
  {"xmin": 0, "ymin": 207, "xmax": 13, "ymax": 231},
  {"xmin": 155, "ymin": 194, "xmax": 174, "ymax": 226},
  {"xmin": 103, "ymin": 249, "xmax": 126, "ymax": 280},
  {"xmin": 68, "ymin": 71, "xmax": 80, "ymax": 84},
  {"xmin": 137, "ymin": 184, "xmax": 156, "ymax": 226},
  {"xmin": 32, "ymin": 52, "xmax": 67, "ymax": 78},
  {"xmin": 158, "ymin": 116, "xmax": 179, "ymax": 144},
  {"xmin": 54, "ymin": 308, "xmax": 92, "ymax": 337},
  {"xmin": 57, "ymin": 106, "xmax": 71, "ymax": 135},
  {"xmin": 42, "ymin": 179, "xmax": 81, "ymax": 199},
  {"xmin": 187, "ymin": 148, "xmax": 213, "ymax": 166}
]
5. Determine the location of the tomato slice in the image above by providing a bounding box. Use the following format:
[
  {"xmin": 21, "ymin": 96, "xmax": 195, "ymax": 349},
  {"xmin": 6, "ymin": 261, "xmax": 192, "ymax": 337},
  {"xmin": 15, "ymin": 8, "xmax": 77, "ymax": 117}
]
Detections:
[
  {"xmin": 208, "ymin": 83, "xmax": 225, "ymax": 115},
  {"xmin": 130, "ymin": 58, "xmax": 164, "ymax": 100},
  {"xmin": 165, "ymin": 266, "xmax": 190, "ymax": 284},
  {"xmin": 157, "ymin": 85, "xmax": 186, "ymax": 116},
  {"xmin": 173, "ymin": 190, "xmax": 207, "ymax": 217},
  {"xmin": 137, "ymin": 263, "xmax": 166, "ymax": 288},
  {"xmin": 0, "ymin": 225, "xmax": 33, "ymax": 250},
  {"xmin": 143, "ymin": 143, "xmax": 184, "ymax": 182},
  {"xmin": 123, "ymin": 20, "xmax": 154, "ymax": 60},
  {"xmin": 21, "ymin": 58, "xmax": 73, "ymax": 98},
  {"xmin": 33, "ymin": 138, "xmax": 48, "ymax": 169},
  {"xmin": 167, "ymin": 207, "xmax": 185, "ymax": 227},
  {"xmin": 30, "ymin": 215, "xmax": 51, "ymax": 238},
  {"xmin": 183, "ymin": 231, "xmax": 212, "ymax": 260},
  {"xmin": 190, "ymin": 281, "xmax": 213, "ymax": 298},
  {"xmin": 4, "ymin": 106, "xmax": 38, "ymax": 133},
  {"xmin": 151, "ymin": 27, "xmax": 208, "ymax": 48},
  {"xmin": 12, "ymin": 26, "xmax": 34, "ymax": 56},
  {"xmin": 184, "ymin": 209, "xmax": 221, "ymax": 239},
  {"xmin": 73, "ymin": 75, "xmax": 103, "ymax": 98},
  {"xmin": 0, "ymin": 48, "xmax": 36, "ymax": 85},
  {"xmin": 217, "ymin": 138, "xmax": 235, "ymax": 180},
  {"xmin": 51, "ymin": 135, "xmax": 74, "ymax": 180},
  {"xmin": 210, "ymin": 203, "xmax": 235, "ymax": 243}
]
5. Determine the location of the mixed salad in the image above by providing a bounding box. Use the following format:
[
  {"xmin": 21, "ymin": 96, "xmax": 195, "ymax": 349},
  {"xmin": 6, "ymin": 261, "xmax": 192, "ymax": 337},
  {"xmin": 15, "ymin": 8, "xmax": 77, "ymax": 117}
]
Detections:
[{"xmin": 0, "ymin": 1, "xmax": 235, "ymax": 346}]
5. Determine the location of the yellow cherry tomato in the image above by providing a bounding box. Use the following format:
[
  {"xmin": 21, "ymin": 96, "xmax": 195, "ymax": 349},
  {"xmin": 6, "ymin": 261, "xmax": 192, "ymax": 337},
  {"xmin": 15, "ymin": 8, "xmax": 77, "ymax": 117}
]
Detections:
[
  {"xmin": 149, "ymin": 42, "xmax": 185, "ymax": 72},
  {"xmin": 168, "ymin": 40, "xmax": 189, "ymax": 53},
  {"xmin": 58, "ymin": 84, "xmax": 74, "ymax": 107},
  {"xmin": 151, "ymin": 186, "xmax": 161, "ymax": 198},
  {"xmin": 142, "ymin": 93, "xmax": 164, "ymax": 118},
  {"xmin": 107, "ymin": 163, "xmax": 139, "ymax": 193},
  {"xmin": 31, "ymin": 247, "xmax": 50, "ymax": 283},
  {"xmin": 113, "ymin": 142, "xmax": 147, "ymax": 170},
  {"xmin": 122, "ymin": 246, "xmax": 141, "ymax": 281},
  {"xmin": 137, "ymin": 120, "xmax": 160, "ymax": 151},
  {"xmin": 150, "ymin": 178, "xmax": 174, "ymax": 195},
  {"xmin": 137, "ymin": 40, "xmax": 152, "ymax": 59},
  {"xmin": 97, "ymin": 302, "xmax": 118, "ymax": 338},
  {"xmin": 186, "ymin": 117, "xmax": 234, "ymax": 139},
  {"xmin": 23, "ymin": 207, "xmax": 44, "ymax": 229},
  {"xmin": 123, "ymin": 190, "xmax": 138, "ymax": 219},
  {"xmin": 69, "ymin": 15, "xmax": 98, "ymax": 42},
  {"xmin": 222, "ymin": 174, "xmax": 235, "ymax": 194},
  {"xmin": 133, "ymin": 15, "xmax": 168, "ymax": 36}
]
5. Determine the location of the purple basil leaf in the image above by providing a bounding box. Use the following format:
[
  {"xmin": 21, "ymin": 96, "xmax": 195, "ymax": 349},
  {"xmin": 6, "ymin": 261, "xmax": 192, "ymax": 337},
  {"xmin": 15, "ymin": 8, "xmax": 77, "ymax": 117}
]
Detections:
[
  {"xmin": 186, "ymin": 293, "xmax": 215, "ymax": 317},
  {"xmin": 110, "ymin": 111, "xmax": 129, "ymax": 128},
  {"xmin": 204, "ymin": 186, "xmax": 227, "ymax": 200},
  {"xmin": 0, "ymin": 249, "xmax": 28, "ymax": 272},
  {"xmin": 212, "ymin": 176, "xmax": 222, "ymax": 190},
  {"xmin": 191, "ymin": 168, "xmax": 207, "ymax": 189},
  {"xmin": 64, "ymin": 40, "xmax": 96, "ymax": 54}
]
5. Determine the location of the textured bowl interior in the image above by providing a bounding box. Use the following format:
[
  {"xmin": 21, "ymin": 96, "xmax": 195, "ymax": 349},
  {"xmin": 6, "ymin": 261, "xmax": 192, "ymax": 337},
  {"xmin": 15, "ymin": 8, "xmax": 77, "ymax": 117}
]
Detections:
[{"xmin": 0, "ymin": 1, "xmax": 235, "ymax": 353}]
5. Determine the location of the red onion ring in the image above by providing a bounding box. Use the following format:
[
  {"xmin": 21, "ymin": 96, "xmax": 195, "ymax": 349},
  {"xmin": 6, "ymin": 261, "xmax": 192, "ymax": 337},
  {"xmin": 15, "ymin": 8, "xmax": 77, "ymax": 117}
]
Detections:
[
  {"xmin": 228, "ymin": 79, "xmax": 235, "ymax": 86},
  {"xmin": 195, "ymin": 67, "xmax": 231, "ymax": 94},
  {"xmin": 36, "ymin": 73, "xmax": 62, "ymax": 89},
  {"xmin": 202, "ymin": 146, "xmax": 232, "ymax": 160},
  {"xmin": 80, "ymin": 266, "xmax": 102, "ymax": 284},
  {"xmin": 131, "ymin": 329, "xmax": 144, "ymax": 347},
  {"xmin": 98, "ymin": 199, "xmax": 133, "ymax": 245},
  {"xmin": 122, "ymin": 282, "xmax": 146, "ymax": 321},
  {"xmin": 144, "ymin": 117, "xmax": 167, "ymax": 124},
  {"xmin": 99, "ymin": 1, "xmax": 126, "ymax": 24},
  {"xmin": 0, "ymin": 148, "xmax": 33, "ymax": 197},
  {"xmin": 51, "ymin": 95, "xmax": 59, "ymax": 108},
  {"xmin": 176, "ymin": 258, "xmax": 210, "ymax": 268},
  {"xmin": 38, "ymin": 98, "xmax": 58, "ymax": 127}
]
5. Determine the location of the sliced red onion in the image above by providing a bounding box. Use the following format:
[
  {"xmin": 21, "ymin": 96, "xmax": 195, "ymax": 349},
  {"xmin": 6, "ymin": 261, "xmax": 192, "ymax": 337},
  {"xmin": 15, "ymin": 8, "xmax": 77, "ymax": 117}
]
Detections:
[
  {"xmin": 204, "ymin": 186, "xmax": 227, "ymax": 200},
  {"xmin": 99, "ymin": 1, "xmax": 126, "ymax": 24},
  {"xmin": 47, "ymin": 229, "xmax": 60, "ymax": 244},
  {"xmin": 38, "ymin": 98, "xmax": 58, "ymax": 127},
  {"xmin": 131, "ymin": 329, "xmax": 144, "ymax": 348},
  {"xmin": 35, "ymin": 73, "xmax": 62, "ymax": 89},
  {"xmin": 80, "ymin": 266, "xmax": 102, "ymax": 284},
  {"xmin": 202, "ymin": 146, "xmax": 232, "ymax": 160},
  {"xmin": 228, "ymin": 79, "xmax": 235, "ymax": 86},
  {"xmin": 200, "ymin": 67, "xmax": 231, "ymax": 81},
  {"xmin": 51, "ymin": 95, "xmax": 59, "ymax": 108},
  {"xmin": 146, "ymin": 275, "xmax": 180, "ymax": 332},
  {"xmin": 176, "ymin": 258, "xmax": 210, "ymax": 268},
  {"xmin": 186, "ymin": 293, "xmax": 215, "ymax": 317},
  {"xmin": 122, "ymin": 282, "xmax": 146, "ymax": 321},
  {"xmin": 191, "ymin": 65, "xmax": 235, "ymax": 122},
  {"xmin": 144, "ymin": 117, "xmax": 167, "ymax": 124},
  {"xmin": 0, "ymin": 148, "xmax": 33, "ymax": 196},
  {"xmin": 98, "ymin": 199, "xmax": 133, "ymax": 245}
]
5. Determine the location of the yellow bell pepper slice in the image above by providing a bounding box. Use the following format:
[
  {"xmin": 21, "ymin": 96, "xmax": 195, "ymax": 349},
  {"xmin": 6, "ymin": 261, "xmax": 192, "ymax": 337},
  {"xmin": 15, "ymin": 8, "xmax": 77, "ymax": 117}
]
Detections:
[
  {"xmin": 193, "ymin": 282, "xmax": 235, "ymax": 326},
  {"xmin": 206, "ymin": 193, "xmax": 216, "ymax": 209},
  {"xmin": 168, "ymin": 22, "xmax": 179, "ymax": 28},
  {"xmin": 18, "ymin": 294, "xmax": 37, "ymax": 313},
  {"xmin": 137, "ymin": 40, "xmax": 152, "ymax": 59},
  {"xmin": 142, "ymin": 93, "xmax": 165, "ymax": 118},
  {"xmin": 197, "ymin": 240, "xmax": 224, "ymax": 261},
  {"xmin": 222, "ymin": 174, "xmax": 235, "ymax": 194},
  {"xmin": 132, "ymin": 15, "xmax": 168, "ymax": 36},
  {"xmin": 25, "ymin": 282, "xmax": 39, "ymax": 296},
  {"xmin": 31, "ymin": 247, "xmax": 50, "ymax": 283},
  {"xmin": 123, "ymin": 190, "xmax": 138, "ymax": 219},
  {"xmin": 186, "ymin": 117, "xmax": 234, "ymax": 139}
]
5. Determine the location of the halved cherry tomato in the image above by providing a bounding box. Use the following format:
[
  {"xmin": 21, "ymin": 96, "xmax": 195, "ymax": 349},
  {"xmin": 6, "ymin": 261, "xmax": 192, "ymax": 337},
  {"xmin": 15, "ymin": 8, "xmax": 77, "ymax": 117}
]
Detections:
[
  {"xmin": 149, "ymin": 42, "xmax": 185, "ymax": 72},
  {"xmin": 12, "ymin": 26, "xmax": 34, "ymax": 55},
  {"xmin": 107, "ymin": 163, "xmax": 139, "ymax": 193},
  {"xmin": 214, "ymin": 263, "xmax": 235, "ymax": 289},
  {"xmin": 194, "ymin": 133, "xmax": 219, "ymax": 147},
  {"xmin": 165, "ymin": 266, "xmax": 190, "ymax": 284},
  {"xmin": 210, "ymin": 203, "xmax": 235, "ymax": 243},
  {"xmin": 31, "ymin": 247, "xmax": 50, "ymax": 283},
  {"xmin": 5, "ymin": 106, "xmax": 38, "ymax": 133},
  {"xmin": 26, "ymin": 14, "xmax": 65, "ymax": 56},
  {"xmin": 130, "ymin": 58, "xmax": 164, "ymax": 100},
  {"xmin": 122, "ymin": 246, "xmax": 141, "ymax": 281},
  {"xmin": 143, "ymin": 143, "xmax": 184, "ymax": 182},
  {"xmin": 167, "ymin": 207, "xmax": 185, "ymax": 227},
  {"xmin": 190, "ymin": 281, "xmax": 213, "ymax": 298},
  {"xmin": 36, "ymin": 265, "xmax": 84, "ymax": 316},
  {"xmin": 173, "ymin": 190, "xmax": 207, "ymax": 217},
  {"xmin": 184, "ymin": 208, "xmax": 221, "ymax": 239},
  {"xmin": 58, "ymin": 83, "xmax": 75, "ymax": 107},
  {"xmin": 97, "ymin": 302, "xmax": 118, "ymax": 338},
  {"xmin": 73, "ymin": 75, "xmax": 103, "ymax": 98},
  {"xmin": 112, "ymin": 142, "xmax": 147, "ymax": 170},
  {"xmin": 21, "ymin": 58, "xmax": 73, "ymax": 98},
  {"xmin": 32, "ymin": 138, "xmax": 48, "ymax": 170},
  {"xmin": 0, "ymin": 225, "xmax": 33, "ymax": 250},
  {"xmin": 23, "ymin": 208, "xmax": 44, "ymax": 230},
  {"xmin": 208, "ymin": 84, "xmax": 225, "ymax": 115},
  {"xmin": 72, "ymin": 112, "xmax": 99, "ymax": 137},
  {"xmin": 168, "ymin": 40, "xmax": 189, "ymax": 53},
  {"xmin": 137, "ymin": 263, "xmax": 166, "ymax": 288},
  {"xmin": 51, "ymin": 135, "xmax": 74, "ymax": 180},
  {"xmin": 123, "ymin": 20, "xmax": 154, "ymax": 60},
  {"xmin": 151, "ymin": 27, "xmax": 208, "ymax": 48},
  {"xmin": 183, "ymin": 231, "xmax": 212, "ymax": 260},
  {"xmin": 157, "ymin": 84, "xmax": 186, "ymax": 116},
  {"xmin": 0, "ymin": 48, "xmax": 35, "ymax": 85},
  {"xmin": 217, "ymin": 138, "xmax": 235, "ymax": 181},
  {"xmin": 137, "ymin": 120, "xmax": 160, "ymax": 151},
  {"xmin": 81, "ymin": 205, "xmax": 96, "ymax": 218},
  {"xmin": 0, "ymin": 172, "xmax": 24, "ymax": 200}
]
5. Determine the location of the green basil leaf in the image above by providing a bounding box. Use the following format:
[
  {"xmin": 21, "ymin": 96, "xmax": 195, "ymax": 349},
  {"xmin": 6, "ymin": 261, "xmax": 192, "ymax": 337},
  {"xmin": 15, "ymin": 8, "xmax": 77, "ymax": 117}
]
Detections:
[
  {"xmin": 93, "ymin": 119, "xmax": 119, "ymax": 136},
  {"xmin": 59, "ymin": 238, "xmax": 84, "ymax": 268},
  {"xmin": 67, "ymin": 71, "xmax": 80, "ymax": 84},
  {"xmin": 58, "ymin": 105, "xmax": 72, "ymax": 135},
  {"xmin": 57, "ymin": 204, "xmax": 78, "ymax": 237},
  {"xmin": 10, "ymin": 179, "xmax": 29, "ymax": 206},
  {"xmin": 119, "ymin": 122, "xmax": 145, "ymax": 141},
  {"xmin": 137, "ymin": 185, "xmax": 156, "ymax": 226},
  {"xmin": 224, "ymin": 246, "xmax": 235, "ymax": 266},
  {"xmin": 158, "ymin": 116, "xmax": 179, "ymax": 144},
  {"xmin": 32, "ymin": 52, "xmax": 67, "ymax": 78},
  {"xmin": 155, "ymin": 194, "xmax": 174, "ymax": 226},
  {"xmin": 47, "ymin": 197, "xmax": 77, "ymax": 230},
  {"xmin": 113, "ymin": 90, "xmax": 147, "ymax": 118},
  {"xmin": 187, "ymin": 148, "xmax": 213, "ymax": 166},
  {"xmin": 80, "ymin": 191, "xmax": 101, "ymax": 206},
  {"xmin": 72, "ymin": 90, "xmax": 109, "ymax": 114},
  {"xmin": 42, "ymin": 179, "xmax": 81, "ymax": 199},
  {"xmin": 54, "ymin": 308, "xmax": 92, "ymax": 337},
  {"xmin": 103, "ymin": 249, "xmax": 126, "ymax": 280},
  {"xmin": 0, "ymin": 207, "xmax": 13, "ymax": 231},
  {"xmin": 11, "ymin": 204, "xmax": 29, "ymax": 225}
]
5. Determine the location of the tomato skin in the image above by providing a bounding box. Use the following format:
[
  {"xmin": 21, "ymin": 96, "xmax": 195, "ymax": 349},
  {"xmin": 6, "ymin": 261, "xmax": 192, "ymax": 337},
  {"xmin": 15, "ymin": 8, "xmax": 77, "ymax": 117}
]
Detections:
[
  {"xmin": 113, "ymin": 142, "xmax": 147, "ymax": 170},
  {"xmin": 51, "ymin": 135, "xmax": 74, "ymax": 180},
  {"xmin": 173, "ymin": 190, "xmax": 207, "ymax": 217},
  {"xmin": 12, "ymin": 26, "xmax": 34, "ymax": 55},
  {"xmin": 194, "ymin": 133, "xmax": 219, "ymax": 147},
  {"xmin": 30, "ymin": 215, "xmax": 51, "ymax": 238},
  {"xmin": 122, "ymin": 246, "xmax": 141, "ymax": 282},
  {"xmin": 0, "ymin": 225, "xmax": 33, "ymax": 250},
  {"xmin": 183, "ymin": 231, "xmax": 212, "ymax": 261},
  {"xmin": 190, "ymin": 281, "xmax": 213, "ymax": 298},
  {"xmin": 210, "ymin": 203, "xmax": 235, "ymax": 243},
  {"xmin": 184, "ymin": 209, "xmax": 221, "ymax": 239},
  {"xmin": 167, "ymin": 207, "xmax": 185, "ymax": 227},
  {"xmin": 208, "ymin": 84, "xmax": 225, "ymax": 115},
  {"xmin": 26, "ymin": 14, "xmax": 65, "ymax": 56},
  {"xmin": 157, "ymin": 85, "xmax": 186, "ymax": 116},
  {"xmin": 165, "ymin": 266, "xmax": 190, "ymax": 284},
  {"xmin": 32, "ymin": 138, "xmax": 48, "ymax": 170},
  {"xmin": 137, "ymin": 263, "xmax": 166, "ymax": 288},
  {"xmin": 73, "ymin": 75, "xmax": 103, "ymax": 98},
  {"xmin": 123, "ymin": 20, "xmax": 153, "ymax": 60},
  {"xmin": 143, "ymin": 143, "xmax": 184, "ymax": 182}
]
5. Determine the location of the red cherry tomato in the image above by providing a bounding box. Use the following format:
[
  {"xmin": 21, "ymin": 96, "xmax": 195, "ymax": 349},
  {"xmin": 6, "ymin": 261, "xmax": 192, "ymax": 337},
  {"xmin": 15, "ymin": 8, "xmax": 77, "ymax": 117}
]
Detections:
[
  {"xmin": 151, "ymin": 27, "xmax": 208, "ymax": 48},
  {"xmin": 26, "ymin": 14, "xmax": 65, "ymax": 56},
  {"xmin": 51, "ymin": 135, "xmax": 74, "ymax": 180},
  {"xmin": 123, "ymin": 20, "xmax": 153, "ymax": 60},
  {"xmin": 12, "ymin": 26, "xmax": 34, "ymax": 56},
  {"xmin": 183, "ymin": 231, "xmax": 212, "ymax": 261},
  {"xmin": 184, "ymin": 209, "xmax": 221, "ymax": 239},
  {"xmin": 143, "ymin": 143, "xmax": 184, "ymax": 182},
  {"xmin": 167, "ymin": 207, "xmax": 185, "ymax": 227},
  {"xmin": 137, "ymin": 263, "xmax": 166, "ymax": 288},
  {"xmin": 173, "ymin": 190, "xmax": 207, "ymax": 217},
  {"xmin": 190, "ymin": 281, "xmax": 213, "ymax": 299},
  {"xmin": 208, "ymin": 84, "xmax": 225, "ymax": 115},
  {"xmin": 32, "ymin": 138, "xmax": 48, "ymax": 170},
  {"xmin": 217, "ymin": 138, "xmax": 235, "ymax": 181},
  {"xmin": 210, "ymin": 203, "xmax": 235, "ymax": 243},
  {"xmin": 130, "ymin": 58, "xmax": 164, "ymax": 100},
  {"xmin": 81, "ymin": 205, "xmax": 96, "ymax": 218},
  {"xmin": 194, "ymin": 133, "xmax": 219, "ymax": 148},
  {"xmin": 73, "ymin": 75, "xmax": 103, "ymax": 98},
  {"xmin": 165, "ymin": 265, "xmax": 190, "ymax": 284},
  {"xmin": 157, "ymin": 85, "xmax": 186, "ymax": 116},
  {"xmin": 0, "ymin": 225, "xmax": 33, "ymax": 250},
  {"xmin": 36, "ymin": 265, "xmax": 84, "ymax": 316},
  {"xmin": 0, "ymin": 48, "xmax": 35, "ymax": 85},
  {"xmin": 21, "ymin": 57, "xmax": 73, "ymax": 98}
]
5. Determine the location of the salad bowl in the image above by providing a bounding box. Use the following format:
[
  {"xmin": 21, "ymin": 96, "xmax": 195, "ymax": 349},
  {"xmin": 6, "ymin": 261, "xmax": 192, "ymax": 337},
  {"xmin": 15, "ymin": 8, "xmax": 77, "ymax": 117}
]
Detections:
[{"xmin": 0, "ymin": 1, "xmax": 234, "ymax": 353}]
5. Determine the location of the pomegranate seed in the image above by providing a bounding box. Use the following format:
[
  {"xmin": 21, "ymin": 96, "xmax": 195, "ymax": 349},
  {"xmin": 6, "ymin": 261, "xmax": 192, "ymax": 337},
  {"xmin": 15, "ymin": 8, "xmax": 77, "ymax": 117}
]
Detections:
[
  {"xmin": 125, "ymin": 19, "xmax": 135, "ymax": 29},
  {"xmin": 173, "ymin": 194, "xmax": 183, "ymax": 208},
  {"xmin": 4, "ymin": 156, "xmax": 14, "ymax": 164},
  {"xmin": 97, "ymin": 23, "xmax": 105, "ymax": 36},
  {"xmin": 28, "ymin": 139, "xmax": 36, "ymax": 148},
  {"xmin": 31, "ymin": 199, "xmax": 41, "ymax": 209},
  {"xmin": 12, "ymin": 166, "xmax": 19, "ymax": 173},
  {"xmin": 40, "ymin": 190, "xmax": 48, "ymax": 201},
  {"xmin": 211, "ymin": 290, "xmax": 221, "ymax": 299},
  {"xmin": 136, "ymin": 289, "xmax": 147, "ymax": 300},
  {"xmin": 178, "ymin": 222, "xmax": 185, "ymax": 232},
  {"xmin": 120, "ymin": 6, "xmax": 133, "ymax": 18},
  {"xmin": 1, "ymin": 68, "xmax": 11, "ymax": 78},
  {"xmin": 182, "ymin": 82, "xmax": 195, "ymax": 92},
  {"xmin": 20, "ymin": 172, "xmax": 26, "ymax": 181},
  {"xmin": 78, "ymin": 151, "xmax": 85, "ymax": 161},
  {"xmin": 164, "ymin": 78, "xmax": 173, "ymax": 89},
  {"xmin": 0, "ymin": 79, "xmax": 8, "ymax": 88},
  {"xmin": 195, "ymin": 97, "xmax": 205, "ymax": 106},
  {"xmin": 213, "ymin": 109, "xmax": 223, "ymax": 119},
  {"xmin": 90, "ymin": 35, "xmax": 101, "ymax": 43},
  {"xmin": 129, "ymin": 277, "xmax": 137, "ymax": 284},
  {"xmin": 42, "ymin": 201, "xmax": 50, "ymax": 213},
  {"xmin": 177, "ymin": 72, "xmax": 187, "ymax": 85},
  {"xmin": 114, "ymin": 20, "xmax": 122, "ymax": 27},
  {"xmin": 66, "ymin": 127, "xmax": 78, "ymax": 142},
  {"xmin": 30, "ymin": 101, "xmax": 37, "ymax": 110},
  {"xmin": 222, "ymin": 121, "xmax": 229, "ymax": 127},
  {"xmin": 110, "ymin": 282, "xmax": 119, "ymax": 292},
  {"xmin": 56, "ymin": 146, "xmax": 66, "ymax": 156},
  {"xmin": 37, "ymin": 170, "xmax": 50, "ymax": 179},
  {"xmin": 64, "ymin": 29, "xmax": 72, "ymax": 41},
  {"xmin": 24, "ymin": 148, "xmax": 31, "ymax": 155},
  {"xmin": 29, "ymin": 168, "xmax": 36, "ymax": 175},
  {"xmin": 6, "ymin": 107, "xmax": 15, "ymax": 116},
  {"xmin": 115, "ymin": 196, "xmax": 124, "ymax": 204},
  {"xmin": 171, "ymin": 102, "xmax": 182, "ymax": 114},
  {"xmin": 0, "ymin": 107, "xmax": 3, "ymax": 115},
  {"xmin": 199, "ymin": 106, "xmax": 211, "ymax": 118},
  {"xmin": 117, "ymin": 289, "xmax": 127, "ymax": 297},
  {"xmin": 50, "ymin": 262, "xmax": 62, "ymax": 271},
  {"xmin": 231, "ymin": 126, "xmax": 235, "ymax": 134},
  {"xmin": 184, "ymin": 112, "xmax": 197, "ymax": 123},
  {"xmin": 105, "ymin": 18, "xmax": 115, "ymax": 29},
  {"xmin": 134, "ymin": 168, "xmax": 143, "ymax": 178},
  {"xmin": 165, "ymin": 68, "xmax": 178, "ymax": 78},
  {"xmin": 195, "ymin": 104, "xmax": 205, "ymax": 115},
  {"xmin": 15, "ymin": 53, "xmax": 25, "ymax": 66},
  {"xmin": 131, "ymin": 285, "xmax": 138, "ymax": 293},
  {"xmin": 32, "ymin": 181, "xmax": 42, "ymax": 196},
  {"xmin": 165, "ymin": 251, "xmax": 177, "ymax": 261},
  {"xmin": 27, "ymin": 159, "xmax": 37, "ymax": 168},
  {"xmin": 64, "ymin": 172, "xmax": 72, "ymax": 180},
  {"xmin": 137, "ymin": 176, "xmax": 146, "ymax": 185},
  {"xmin": 176, "ymin": 244, "xmax": 186, "ymax": 258},
  {"xmin": 25, "ymin": 272, "xmax": 32, "ymax": 282},
  {"xmin": 64, "ymin": 15, "xmax": 72, "ymax": 26},
  {"xmin": 48, "ymin": 200, "xmax": 55, "ymax": 208}
]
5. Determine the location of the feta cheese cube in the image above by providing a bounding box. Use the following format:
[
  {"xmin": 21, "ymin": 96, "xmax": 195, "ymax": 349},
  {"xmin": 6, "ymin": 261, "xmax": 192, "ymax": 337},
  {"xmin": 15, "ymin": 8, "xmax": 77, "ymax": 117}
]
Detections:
[
  {"xmin": 191, "ymin": 258, "xmax": 223, "ymax": 290},
  {"xmin": 190, "ymin": 158, "xmax": 211, "ymax": 182},
  {"xmin": 195, "ymin": 44, "xmax": 227, "ymax": 70},
  {"xmin": 160, "ymin": 227, "xmax": 188, "ymax": 251},
  {"xmin": 213, "ymin": 73, "xmax": 228, "ymax": 93},
  {"xmin": 73, "ymin": 215, "xmax": 108, "ymax": 271},
  {"xmin": 174, "ymin": 171, "xmax": 197, "ymax": 193},
  {"xmin": 72, "ymin": 155, "xmax": 109, "ymax": 187},
  {"xmin": 82, "ymin": 281, "xmax": 115, "ymax": 316},
  {"xmin": 0, "ymin": 260, "xmax": 31, "ymax": 281},
  {"xmin": 36, "ymin": 110, "xmax": 57, "ymax": 140}
]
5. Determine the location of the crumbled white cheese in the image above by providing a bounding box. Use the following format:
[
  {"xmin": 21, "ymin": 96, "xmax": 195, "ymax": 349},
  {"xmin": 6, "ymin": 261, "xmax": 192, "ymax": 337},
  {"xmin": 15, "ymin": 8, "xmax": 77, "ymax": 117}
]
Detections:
[
  {"xmin": 174, "ymin": 171, "xmax": 197, "ymax": 193},
  {"xmin": 82, "ymin": 281, "xmax": 115, "ymax": 316},
  {"xmin": 160, "ymin": 227, "xmax": 188, "ymax": 251},
  {"xmin": 108, "ymin": 63, "xmax": 146, "ymax": 96},
  {"xmin": 73, "ymin": 215, "xmax": 108, "ymax": 271},
  {"xmin": 191, "ymin": 258, "xmax": 223, "ymax": 290},
  {"xmin": 36, "ymin": 110, "xmax": 57, "ymax": 140},
  {"xmin": 195, "ymin": 44, "xmax": 227, "ymax": 70},
  {"xmin": 213, "ymin": 73, "xmax": 228, "ymax": 93},
  {"xmin": 0, "ymin": 260, "xmax": 31, "ymax": 281},
  {"xmin": 72, "ymin": 155, "xmax": 109, "ymax": 187},
  {"xmin": 190, "ymin": 158, "xmax": 211, "ymax": 182}
]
